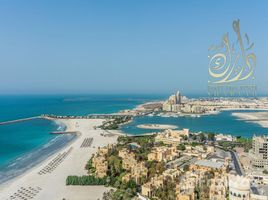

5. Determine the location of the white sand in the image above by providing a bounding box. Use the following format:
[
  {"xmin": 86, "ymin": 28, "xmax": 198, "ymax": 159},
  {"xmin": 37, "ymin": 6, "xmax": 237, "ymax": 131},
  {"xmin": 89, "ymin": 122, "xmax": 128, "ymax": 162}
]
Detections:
[
  {"xmin": 137, "ymin": 124, "xmax": 178, "ymax": 130},
  {"xmin": 232, "ymin": 112, "xmax": 268, "ymax": 128},
  {"xmin": 0, "ymin": 118, "xmax": 120, "ymax": 200}
]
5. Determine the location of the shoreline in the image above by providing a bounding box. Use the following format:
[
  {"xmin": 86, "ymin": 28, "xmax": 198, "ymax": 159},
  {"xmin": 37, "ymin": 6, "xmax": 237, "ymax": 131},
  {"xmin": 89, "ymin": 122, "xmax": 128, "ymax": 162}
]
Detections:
[
  {"xmin": 1, "ymin": 100, "xmax": 268, "ymax": 199},
  {"xmin": 0, "ymin": 119, "xmax": 79, "ymax": 185},
  {"xmin": 0, "ymin": 118, "xmax": 119, "ymax": 200},
  {"xmin": 0, "ymin": 118, "xmax": 77, "ymax": 185}
]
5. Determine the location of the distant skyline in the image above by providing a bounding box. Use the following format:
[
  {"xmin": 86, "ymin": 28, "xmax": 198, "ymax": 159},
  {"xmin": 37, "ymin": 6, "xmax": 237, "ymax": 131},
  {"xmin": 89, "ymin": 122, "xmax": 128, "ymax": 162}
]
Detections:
[{"xmin": 0, "ymin": 0, "xmax": 267, "ymax": 95}]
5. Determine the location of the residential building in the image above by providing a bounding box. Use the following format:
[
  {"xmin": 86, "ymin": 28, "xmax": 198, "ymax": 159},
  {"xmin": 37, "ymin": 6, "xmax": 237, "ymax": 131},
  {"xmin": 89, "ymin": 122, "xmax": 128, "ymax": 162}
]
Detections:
[
  {"xmin": 190, "ymin": 159, "xmax": 227, "ymax": 173},
  {"xmin": 141, "ymin": 175, "xmax": 164, "ymax": 198},
  {"xmin": 148, "ymin": 146, "xmax": 177, "ymax": 162},
  {"xmin": 209, "ymin": 174, "xmax": 228, "ymax": 200},
  {"xmin": 92, "ymin": 154, "xmax": 108, "ymax": 178},
  {"xmin": 155, "ymin": 129, "xmax": 189, "ymax": 145},
  {"xmin": 251, "ymin": 135, "xmax": 268, "ymax": 170}
]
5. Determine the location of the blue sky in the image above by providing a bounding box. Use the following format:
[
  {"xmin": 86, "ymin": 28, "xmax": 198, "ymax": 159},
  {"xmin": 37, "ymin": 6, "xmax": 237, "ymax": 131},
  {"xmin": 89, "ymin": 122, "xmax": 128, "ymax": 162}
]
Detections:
[{"xmin": 0, "ymin": 0, "xmax": 267, "ymax": 95}]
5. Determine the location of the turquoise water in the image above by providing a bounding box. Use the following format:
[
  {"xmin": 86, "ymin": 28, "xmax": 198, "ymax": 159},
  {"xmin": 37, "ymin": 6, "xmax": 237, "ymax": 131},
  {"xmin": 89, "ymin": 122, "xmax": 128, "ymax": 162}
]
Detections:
[
  {"xmin": 0, "ymin": 119, "xmax": 59, "ymax": 166},
  {"xmin": 1, "ymin": 94, "xmax": 268, "ymax": 183},
  {"xmin": 0, "ymin": 94, "xmax": 164, "ymax": 121},
  {"xmin": 121, "ymin": 110, "xmax": 268, "ymax": 137},
  {"xmin": 0, "ymin": 94, "xmax": 165, "ymax": 183}
]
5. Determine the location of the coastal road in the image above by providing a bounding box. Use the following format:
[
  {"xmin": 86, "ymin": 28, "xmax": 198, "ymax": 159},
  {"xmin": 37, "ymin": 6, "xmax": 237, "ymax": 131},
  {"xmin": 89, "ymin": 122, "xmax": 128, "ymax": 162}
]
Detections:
[
  {"xmin": 215, "ymin": 145, "xmax": 244, "ymax": 176},
  {"xmin": 230, "ymin": 150, "xmax": 244, "ymax": 176}
]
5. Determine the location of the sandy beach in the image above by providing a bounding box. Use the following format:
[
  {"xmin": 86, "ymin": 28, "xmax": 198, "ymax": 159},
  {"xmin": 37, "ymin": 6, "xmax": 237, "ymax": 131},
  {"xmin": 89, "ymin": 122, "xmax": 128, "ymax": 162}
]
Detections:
[
  {"xmin": 232, "ymin": 112, "xmax": 268, "ymax": 128},
  {"xmin": 0, "ymin": 118, "xmax": 120, "ymax": 200}
]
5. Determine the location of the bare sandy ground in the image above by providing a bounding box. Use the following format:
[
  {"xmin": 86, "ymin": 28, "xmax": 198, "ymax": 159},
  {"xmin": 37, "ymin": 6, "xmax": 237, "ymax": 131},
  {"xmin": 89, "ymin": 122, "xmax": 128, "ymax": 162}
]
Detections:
[
  {"xmin": 0, "ymin": 119, "xmax": 120, "ymax": 200},
  {"xmin": 137, "ymin": 124, "xmax": 178, "ymax": 130},
  {"xmin": 232, "ymin": 112, "xmax": 268, "ymax": 128}
]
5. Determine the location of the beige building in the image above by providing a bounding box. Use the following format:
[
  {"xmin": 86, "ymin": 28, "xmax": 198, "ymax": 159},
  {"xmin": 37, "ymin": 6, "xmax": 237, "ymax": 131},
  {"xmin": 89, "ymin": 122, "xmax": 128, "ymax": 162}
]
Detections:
[
  {"xmin": 251, "ymin": 135, "xmax": 268, "ymax": 170},
  {"xmin": 119, "ymin": 148, "xmax": 148, "ymax": 184},
  {"xmin": 141, "ymin": 169, "xmax": 181, "ymax": 199},
  {"xmin": 163, "ymin": 169, "xmax": 180, "ymax": 181},
  {"xmin": 209, "ymin": 174, "xmax": 228, "ymax": 200},
  {"xmin": 176, "ymin": 175, "xmax": 197, "ymax": 200},
  {"xmin": 162, "ymin": 91, "xmax": 183, "ymax": 112},
  {"xmin": 91, "ymin": 146, "xmax": 113, "ymax": 178},
  {"xmin": 118, "ymin": 148, "xmax": 137, "ymax": 170},
  {"xmin": 155, "ymin": 129, "xmax": 189, "ymax": 145},
  {"xmin": 148, "ymin": 146, "xmax": 177, "ymax": 162},
  {"xmin": 190, "ymin": 159, "xmax": 227, "ymax": 173},
  {"xmin": 182, "ymin": 145, "xmax": 213, "ymax": 159},
  {"xmin": 141, "ymin": 175, "xmax": 164, "ymax": 198},
  {"xmin": 92, "ymin": 154, "xmax": 108, "ymax": 178},
  {"xmin": 180, "ymin": 104, "xmax": 205, "ymax": 114},
  {"xmin": 176, "ymin": 192, "xmax": 195, "ymax": 200},
  {"xmin": 131, "ymin": 162, "xmax": 148, "ymax": 184}
]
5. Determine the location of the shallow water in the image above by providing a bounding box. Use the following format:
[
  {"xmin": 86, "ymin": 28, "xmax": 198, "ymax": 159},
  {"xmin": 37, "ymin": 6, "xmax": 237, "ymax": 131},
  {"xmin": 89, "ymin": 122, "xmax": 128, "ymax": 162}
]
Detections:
[
  {"xmin": 0, "ymin": 94, "xmax": 164, "ymax": 183},
  {"xmin": 121, "ymin": 110, "xmax": 268, "ymax": 137}
]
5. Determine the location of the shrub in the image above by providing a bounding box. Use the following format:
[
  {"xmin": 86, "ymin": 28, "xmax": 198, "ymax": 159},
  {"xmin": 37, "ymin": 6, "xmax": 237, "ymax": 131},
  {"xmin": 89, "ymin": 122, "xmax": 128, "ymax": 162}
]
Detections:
[{"xmin": 66, "ymin": 175, "xmax": 107, "ymax": 185}]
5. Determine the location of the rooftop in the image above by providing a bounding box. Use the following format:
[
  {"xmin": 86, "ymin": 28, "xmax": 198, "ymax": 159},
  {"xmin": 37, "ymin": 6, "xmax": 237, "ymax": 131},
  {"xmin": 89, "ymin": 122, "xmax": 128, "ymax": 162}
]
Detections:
[{"xmin": 195, "ymin": 160, "xmax": 224, "ymax": 169}]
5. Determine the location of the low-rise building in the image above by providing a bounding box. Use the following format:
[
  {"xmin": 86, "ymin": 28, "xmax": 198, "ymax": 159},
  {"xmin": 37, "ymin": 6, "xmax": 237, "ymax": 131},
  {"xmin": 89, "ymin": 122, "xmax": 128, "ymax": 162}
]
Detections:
[
  {"xmin": 92, "ymin": 154, "xmax": 108, "ymax": 178},
  {"xmin": 118, "ymin": 148, "xmax": 137, "ymax": 170},
  {"xmin": 141, "ymin": 175, "xmax": 164, "ymax": 198},
  {"xmin": 209, "ymin": 174, "xmax": 228, "ymax": 200},
  {"xmin": 148, "ymin": 146, "xmax": 178, "ymax": 162},
  {"xmin": 163, "ymin": 169, "xmax": 180, "ymax": 181},
  {"xmin": 176, "ymin": 175, "xmax": 197, "ymax": 200},
  {"xmin": 215, "ymin": 134, "xmax": 235, "ymax": 142},
  {"xmin": 119, "ymin": 148, "xmax": 148, "ymax": 184},
  {"xmin": 155, "ymin": 129, "xmax": 189, "ymax": 145},
  {"xmin": 131, "ymin": 162, "xmax": 148, "ymax": 184},
  {"xmin": 190, "ymin": 159, "xmax": 227, "ymax": 173}
]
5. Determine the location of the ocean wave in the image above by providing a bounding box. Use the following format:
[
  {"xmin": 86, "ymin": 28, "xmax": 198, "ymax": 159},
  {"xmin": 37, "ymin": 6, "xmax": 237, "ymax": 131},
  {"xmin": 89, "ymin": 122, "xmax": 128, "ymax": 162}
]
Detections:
[{"xmin": 0, "ymin": 134, "xmax": 76, "ymax": 184}]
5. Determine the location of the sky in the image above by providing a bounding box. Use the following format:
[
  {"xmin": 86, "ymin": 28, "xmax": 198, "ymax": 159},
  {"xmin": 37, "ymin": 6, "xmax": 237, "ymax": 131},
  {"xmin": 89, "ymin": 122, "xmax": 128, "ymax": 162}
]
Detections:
[{"xmin": 0, "ymin": 0, "xmax": 267, "ymax": 95}]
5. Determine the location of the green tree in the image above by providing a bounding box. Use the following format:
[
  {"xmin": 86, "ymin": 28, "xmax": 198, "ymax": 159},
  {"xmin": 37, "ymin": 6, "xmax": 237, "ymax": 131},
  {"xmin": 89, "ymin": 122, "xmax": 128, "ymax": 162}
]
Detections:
[
  {"xmin": 208, "ymin": 133, "xmax": 215, "ymax": 141},
  {"xmin": 177, "ymin": 144, "xmax": 186, "ymax": 151},
  {"xmin": 199, "ymin": 133, "xmax": 206, "ymax": 142},
  {"xmin": 183, "ymin": 164, "xmax": 190, "ymax": 172},
  {"xmin": 192, "ymin": 134, "xmax": 197, "ymax": 140}
]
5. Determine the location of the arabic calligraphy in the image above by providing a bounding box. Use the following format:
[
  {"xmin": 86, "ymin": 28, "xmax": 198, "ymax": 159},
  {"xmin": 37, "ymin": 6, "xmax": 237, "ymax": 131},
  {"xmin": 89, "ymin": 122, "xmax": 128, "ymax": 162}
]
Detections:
[{"xmin": 208, "ymin": 20, "xmax": 256, "ymax": 84}]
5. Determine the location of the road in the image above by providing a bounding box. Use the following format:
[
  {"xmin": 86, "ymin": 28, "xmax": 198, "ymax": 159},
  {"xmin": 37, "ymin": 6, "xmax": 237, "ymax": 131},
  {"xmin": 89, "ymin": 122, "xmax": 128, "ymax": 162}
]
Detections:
[
  {"xmin": 215, "ymin": 145, "xmax": 244, "ymax": 176},
  {"xmin": 230, "ymin": 150, "xmax": 244, "ymax": 176}
]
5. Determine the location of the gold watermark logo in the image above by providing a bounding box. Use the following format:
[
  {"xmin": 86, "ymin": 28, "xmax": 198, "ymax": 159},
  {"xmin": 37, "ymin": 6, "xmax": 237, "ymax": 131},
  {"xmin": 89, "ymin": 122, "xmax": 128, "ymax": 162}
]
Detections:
[{"xmin": 208, "ymin": 20, "xmax": 256, "ymax": 97}]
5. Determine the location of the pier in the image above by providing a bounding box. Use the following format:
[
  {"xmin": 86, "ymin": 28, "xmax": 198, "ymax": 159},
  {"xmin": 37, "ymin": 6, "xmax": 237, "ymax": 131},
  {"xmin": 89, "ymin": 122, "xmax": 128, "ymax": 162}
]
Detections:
[{"xmin": 0, "ymin": 116, "xmax": 41, "ymax": 126}]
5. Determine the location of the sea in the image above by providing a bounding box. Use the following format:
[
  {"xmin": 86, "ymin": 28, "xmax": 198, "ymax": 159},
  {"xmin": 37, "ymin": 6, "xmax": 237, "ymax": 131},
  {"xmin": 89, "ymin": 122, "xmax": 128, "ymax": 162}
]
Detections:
[
  {"xmin": 0, "ymin": 94, "xmax": 164, "ymax": 183},
  {"xmin": 0, "ymin": 94, "xmax": 268, "ymax": 183},
  {"xmin": 121, "ymin": 110, "xmax": 268, "ymax": 136}
]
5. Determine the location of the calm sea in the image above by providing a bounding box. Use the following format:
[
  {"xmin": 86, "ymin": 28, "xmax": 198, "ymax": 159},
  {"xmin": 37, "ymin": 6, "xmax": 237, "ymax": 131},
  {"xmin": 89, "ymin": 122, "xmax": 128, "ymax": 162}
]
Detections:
[
  {"xmin": 0, "ymin": 94, "xmax": 165, "ymax": 183},
  {"xmin": 121, "ymin": 110, "xmax": 268, "ymax": 137},
  {"xmin": 1, "ymin": 94, "xmax": 268, "ymax": 183}
]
